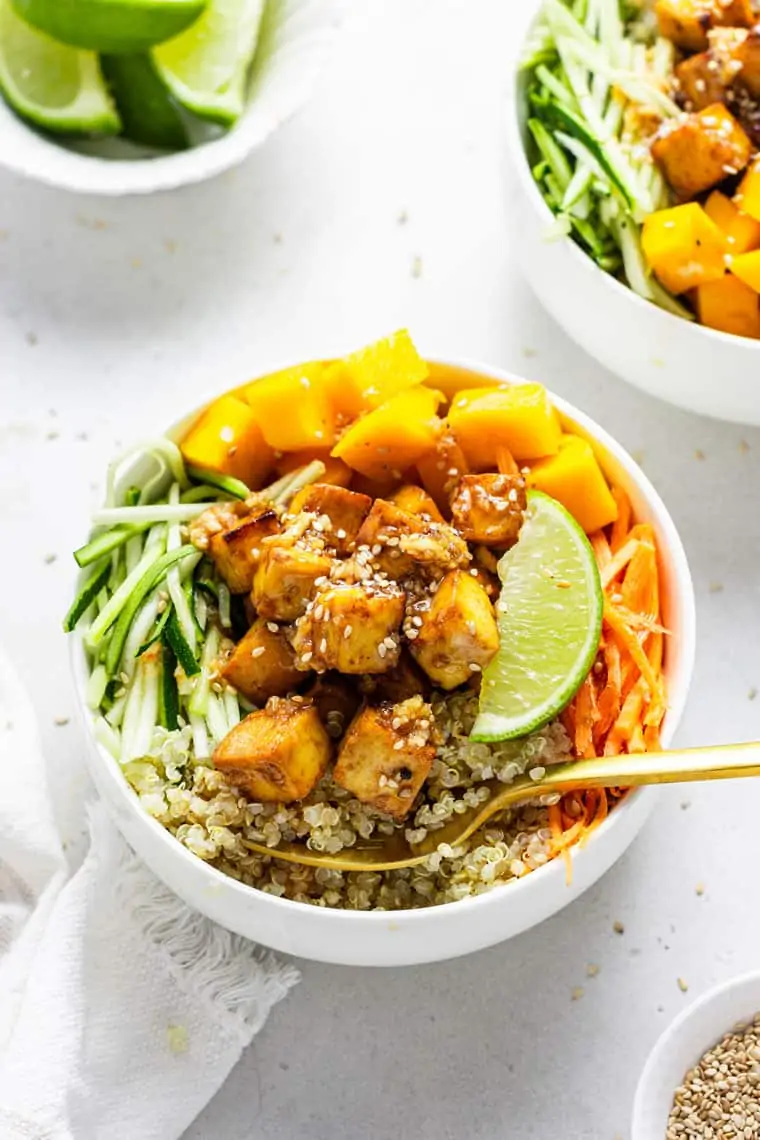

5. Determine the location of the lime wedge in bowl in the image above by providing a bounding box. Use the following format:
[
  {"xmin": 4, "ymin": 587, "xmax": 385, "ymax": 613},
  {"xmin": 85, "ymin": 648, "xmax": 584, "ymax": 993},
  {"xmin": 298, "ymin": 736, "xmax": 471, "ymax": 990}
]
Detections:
[
  {"xmin": 0, "ymin": 0, "xmax": 120, "ymax": 134},
  {"xmin": 471, "ymin": 489, "xmax": 603, "ymax": 743},
  {"xmin": 153, "ymin": 0, "xmax": 265, "ymax": 126},
  {"xmin": 10, "ymin": 0, "xmax": 207, "ymax": 53},
  {"xmin": 100, "ymin": 53, "xmax": 189, "ymax": 149}
]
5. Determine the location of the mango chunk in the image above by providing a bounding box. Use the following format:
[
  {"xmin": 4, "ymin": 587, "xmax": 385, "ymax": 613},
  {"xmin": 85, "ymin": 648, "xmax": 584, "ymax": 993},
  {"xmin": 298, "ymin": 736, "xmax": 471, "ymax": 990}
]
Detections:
[
  {"xmin": 415, "ymin": 431, "xmax": 470, "ymax": 516},
  {"xmin": 641, "ymin": 204, "xmax": 726, "ymax": 294},
  {"xmin": 320, "ymin": 359, "xmax": 367, "ymax": 422},
  {"xmin": 389, "ymin": 484, "xmax": 445, "ymax": 522},
  {"xmin": 527, "ymin": 436, "xmax": 618, "ymax": 534},
  {"xmin": 180, "ymin": 395, "xmax": 275, "ymax": 491},
  {"xmin": 695, "ymin": 274, "xmax": 760, "ymax": 337},
  {"xmin": 243, "ymin": 364, "xmax": 335, "ymax": 451},
  {"xmin": 726, "ymin": 250, "xmax": 760, "ymax": 294},
  {"xmin": 447, "ymin": 383, "xmax": 561, "ymax": 467},
  {"xmin": 735, "ymin": 158, "xmax": 760, "ymax": 221},
  {"xmin": 275, "ymin": 448, "xmax": 352, "ymax": 487},
  {"xmin": 705, "ymin": 190, "xmax": 760, "ymax": 255},
  {"xmin": 341, "ymin": 329, "xmax": 429, "ymax": 411},
  {"xmin": 331, "ymin": 386, "xmax": 443, "ymax": 480}
]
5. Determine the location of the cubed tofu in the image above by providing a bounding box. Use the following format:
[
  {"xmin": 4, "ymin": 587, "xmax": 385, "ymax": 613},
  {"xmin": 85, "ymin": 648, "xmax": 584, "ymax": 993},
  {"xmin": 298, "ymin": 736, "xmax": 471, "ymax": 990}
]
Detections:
[
  {"xmin": 291, "ymin": 581, "xmax": 405, "ymax": 673},
  {"xmin": 288, "ymin": 483, "xmax": 372, "ymax": 553},
  {"xmin": 304, "ymin": 674, "xmax": 362, "ymax": 738},
  {"xmin": 222, "ymin": 618, "xmax": 304, "ymax": 704},
  {"xmin": 656, "ymin": 0, "xmax": 753, "ymax": 52},
  {"xmin": 354, "ymin": 499, "xmax": 470, "ymax": 581},
  {"xmin": 416, "ymin": 430, "xmax": 470, "ymax": 517},
  {"xmin": 450, "ymin": 473, "xmax": 526, "ymax": 546},
  {"xmin": 389, "ymin": 484, "xmax": 445, "ymax": 522},
  {"xmin": 252, "ymin": 543, "xmax": 333, "ymax": 622},
  {"xmin": 333, "ymin": 696, "xmax": 435, "ymax": 819},
  {"xmin": 652, "ymin": 104, "xmax": 752, "ymax": 198},
  {"xmin": 209, "ymin": 509, "xmax": 281, "ymax": 594},
  {"xmin": 675, "ymin": 51, "xmax": 728, "ymax": 110},
  {"xmin": 359, "ymin": 650, "xmax": 431, "ymax": 703},
  {"xmin": 409, "ymin": 569, "xmax": 499, "ymax": 689},
  {"xmin": 735, "ymin": 25, "xmax": 760, "ymax": 97},
  {"xmin": 213, "ymin": 698, "xmax": 331, "ymax": 802}
]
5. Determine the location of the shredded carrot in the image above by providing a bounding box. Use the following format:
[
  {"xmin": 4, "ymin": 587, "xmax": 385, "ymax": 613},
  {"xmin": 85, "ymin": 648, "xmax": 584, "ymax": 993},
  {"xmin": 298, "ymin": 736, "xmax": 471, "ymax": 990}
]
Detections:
[
  {"xmin": 496, "ymin": 446, "xmax": 519, "ymax": 476},
  {"xmin": 547, "ymin": 484, "xmax": 668, "ymax": 878}
]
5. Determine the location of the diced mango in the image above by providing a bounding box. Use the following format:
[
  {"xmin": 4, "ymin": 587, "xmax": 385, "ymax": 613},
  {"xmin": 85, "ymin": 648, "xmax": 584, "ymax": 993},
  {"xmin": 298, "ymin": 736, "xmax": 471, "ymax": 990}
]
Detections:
[
  {"xmin": 695, "ymin": 274, "xmax": 760, "ymax": 337},
  {"xmin": 527, "ymin": 435, "xmax": 618, "ymax": 534},
  {"xmin": 341, "ymin": 329, "xmax": 429, "ymax": 410},
  {"xmin": 331, "ymin": 386, "xmax": 443, "ymax": 480},
  {"xmin": 726, "ymin": 249, "xmax": 760, "ymax": 294},
  {"xmin": 180, "ymin": 395, "xmax": 275, "ymax": 491},
  {"xmin": 320, "ymin": 360, "xmax": 368, "ymax": 422},
  {"xmin": 447, "ymin": 383, "xmax": 561, "ymax": 467},
  {"xmin": 705, "ymin": 190, "xmax": 760, "ymax": 255},
  {"xmin": 275, "ymin": 448, "xmax": 353, "ymax": 487},
  {"xmin": 641, "ymin": 204, "xmax": 727, "ymax": 295},
  {"xmin": 735, "ymin": 158, "xmax": 760, "ymax": 221},
  {"xmin": 389, "ymin": 484, "xmax": 445, "ymax": 522},
  {"xmin": 242, "ymin": 364, "xmax": 335, "ymax": 451}
]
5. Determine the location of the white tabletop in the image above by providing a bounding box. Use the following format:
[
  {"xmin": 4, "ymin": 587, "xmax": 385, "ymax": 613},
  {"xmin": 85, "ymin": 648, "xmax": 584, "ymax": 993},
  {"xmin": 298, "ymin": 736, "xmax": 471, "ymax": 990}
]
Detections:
[{"xmin": 1, "ymin": 2, "xmax": 759, "ymax": 1137}]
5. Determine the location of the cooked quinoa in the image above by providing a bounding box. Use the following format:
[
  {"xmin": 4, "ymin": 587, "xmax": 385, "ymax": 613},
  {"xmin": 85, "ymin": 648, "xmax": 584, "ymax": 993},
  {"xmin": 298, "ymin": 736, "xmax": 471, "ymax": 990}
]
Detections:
[{"xmin": 123, "ymin": 691, "xmax": 574, "ymax": 910}]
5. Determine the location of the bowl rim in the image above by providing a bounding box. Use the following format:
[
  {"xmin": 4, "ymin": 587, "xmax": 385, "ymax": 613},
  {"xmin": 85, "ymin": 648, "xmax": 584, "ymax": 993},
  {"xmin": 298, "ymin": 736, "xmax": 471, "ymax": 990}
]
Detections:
[
  {"xmin": 504, "ymin": 10, "xmax": 760, "ymax": 353},
  {"xmin": 632, "ymin": 969, "xmax": 760, "ymax": 1137},
  {"xmin": 70, "ymin": 351, "xmax": 696, "ymax": 927}
]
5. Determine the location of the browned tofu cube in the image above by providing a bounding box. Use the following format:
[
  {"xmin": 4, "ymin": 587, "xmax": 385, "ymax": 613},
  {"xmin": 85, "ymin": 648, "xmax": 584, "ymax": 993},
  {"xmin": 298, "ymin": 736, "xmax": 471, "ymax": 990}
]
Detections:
[
  {"xmin": 450, "ymin": 473, "xmax": 526, "ymax": 546},
  {"xmin": 291, "ymin": 581, "xmax": 405, "ymax": 673},
  {"xmin": 735, "ymin": 26, "xmax": 760, "ymax": 97},
  {"xmin": 358, "ymin": 650, "xmax": 431, "ymax": 703},
  {"xmin": 675, "ymin": 51, "xmax": 729, "ymax": 110},
  {"xmin": 354, "ymin": 499, "xmax": 470, "ymax": 581},
  {"xmin": 409, "ymin": 569, "xmax": 499, "ymax": 690},
  {"xmin": 333, "ymin": 696, "xmax": 435, "ymax": 819},
  {"xmin": 222, "ymin": 618, "xmax": 304, "ymax": 704},
  {"xmin": 252, "ymin": 543, "xmax": 333, "ymax": 622},
  {"xmin": 288, "ymin": 483, "xmax": 371, "ymax": 553},
  {"xmin": 209, "ymin": 508, "xmax": 281, "ymax": 594},
  {"xmin": 213, "ymin": 697, "xmax": 331, "ymax": 802},
  {"xmin": 652, "ymin": 104, "xmax": 752, "ymax": 197},
  {"xmin": 656, "ymin": 0, "xmax": 753, "ymax": 51},
  {"xmin": 305, "ymin": 673, "xmax": 362, "ymax": 738},
  {"xmin": 389, "ymin": 484, "xmax": 445, "ymax": 522}
]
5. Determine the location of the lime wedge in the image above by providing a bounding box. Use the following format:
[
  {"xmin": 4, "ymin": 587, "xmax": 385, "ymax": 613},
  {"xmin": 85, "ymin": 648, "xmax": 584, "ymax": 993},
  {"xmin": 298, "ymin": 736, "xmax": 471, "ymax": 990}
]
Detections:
[
  {"xmin": 471, "ymin": 490, "xmax": 603, "ymax": 743},
  {"xmin": 0, "ymin": 0, "xmax": 120, "ymax": 134},
  {"xmin": 10, "ymin": 0, "xmax": 207, "ymax": 53},
  {"xmin": 101, "ymin": 53, "xmax": 189, "ymax": 149},
  {"xmin": 153, "ymin": 0, "xmax": 265, "ymax": 126}
]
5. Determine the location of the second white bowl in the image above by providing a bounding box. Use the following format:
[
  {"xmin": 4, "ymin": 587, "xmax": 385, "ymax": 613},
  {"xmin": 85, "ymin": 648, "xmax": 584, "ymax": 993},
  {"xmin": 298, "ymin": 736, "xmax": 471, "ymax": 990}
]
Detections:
[{"xmin": 504, "ymin": 26, "xmax": 760, "ymax": 426}]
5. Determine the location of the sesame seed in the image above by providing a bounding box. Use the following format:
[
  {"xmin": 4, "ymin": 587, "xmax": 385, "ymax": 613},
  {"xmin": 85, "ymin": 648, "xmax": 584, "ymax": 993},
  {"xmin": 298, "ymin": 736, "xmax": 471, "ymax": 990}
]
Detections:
[
  {"xmin": 301, "ymin": 651, "xmax": 313, "ymax": 664},
  {"xmin": 393, "ymin": 739, "xmax": 405, "ymax": 750},
  {"xmin": 378, "ymin": 644, "xmax": 387, "ymax": 658},
  {"xmin": 314, "ymin": 605, "xmax": 324, "ymax": 620},
  {"xmin": 406, "ymin": 628, "xmax": 418, "ymax": 640},
  {"xmin": 344, "ymin": 624, "xmax": 353, "ymax": 639},
  {"xmin": 469, "ymin": 663, "xmax": 481, "ymax": 672},
  {"xmin": 412, "ymin": 615, "xmax": 423, "ymax": 627},
  {"xmin": 251, "ymin": 646, "xmax": 266, "ymax": 658},
  {"xmin": 267, "ymin": 622, "xmax": 279, "ymax": 633},
  {"xmin": 319, "ymin": 638, "xmax": 327, "ymax": 654},
  {"xmin": 336, "ymin": 528, "xmax": 347, "ymax": 540}
]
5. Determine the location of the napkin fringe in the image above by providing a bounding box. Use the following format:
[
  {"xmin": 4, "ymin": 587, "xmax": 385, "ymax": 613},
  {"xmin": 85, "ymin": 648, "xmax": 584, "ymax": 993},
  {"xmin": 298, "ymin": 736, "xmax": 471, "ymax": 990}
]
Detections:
[{"xmin": 91, "ymin": 804, "xmax": 300, "ymax": 1049}]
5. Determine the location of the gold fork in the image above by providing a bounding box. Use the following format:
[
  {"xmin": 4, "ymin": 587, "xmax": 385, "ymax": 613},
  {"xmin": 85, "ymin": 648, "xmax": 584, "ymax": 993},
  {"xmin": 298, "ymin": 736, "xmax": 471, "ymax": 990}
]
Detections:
[{"xmin": 241, "ymin": 743, "xmax": 760, "ymax": 872}]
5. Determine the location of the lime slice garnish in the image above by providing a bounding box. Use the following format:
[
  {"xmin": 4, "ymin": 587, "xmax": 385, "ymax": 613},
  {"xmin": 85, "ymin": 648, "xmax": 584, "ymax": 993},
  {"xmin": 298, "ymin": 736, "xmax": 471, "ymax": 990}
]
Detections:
[
  {"xmin": 0, "ymin": 0, "xmax": 121, "ymax": 134},
  {"xmin": 101, "ymin": 53, "xmax": 189, "ymax": 149},
  {"xmin": 10, "ymin": 0, "xmax": 207, "ymax": 53},
  {"xmin": 471, "ymin": 489, "xmax": 603, "ymax": 743},
  {"xmin": 152, "ymin": 0, "xmax": 265, "ymax": 126}
]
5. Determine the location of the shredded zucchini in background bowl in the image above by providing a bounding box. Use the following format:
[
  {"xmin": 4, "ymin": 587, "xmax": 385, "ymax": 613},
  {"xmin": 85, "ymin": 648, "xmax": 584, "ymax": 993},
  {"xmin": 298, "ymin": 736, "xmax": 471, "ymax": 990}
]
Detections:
[{"xmin": 521, "ymin": 0, "xmax": 694, "ymax": 320}]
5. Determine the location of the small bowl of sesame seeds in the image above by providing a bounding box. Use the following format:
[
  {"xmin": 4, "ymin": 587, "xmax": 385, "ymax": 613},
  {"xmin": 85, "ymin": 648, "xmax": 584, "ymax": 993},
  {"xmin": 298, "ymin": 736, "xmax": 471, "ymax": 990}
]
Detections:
[{"xmin": 633, "ymin": 971, "xmax": 760, "ymax": 1139}]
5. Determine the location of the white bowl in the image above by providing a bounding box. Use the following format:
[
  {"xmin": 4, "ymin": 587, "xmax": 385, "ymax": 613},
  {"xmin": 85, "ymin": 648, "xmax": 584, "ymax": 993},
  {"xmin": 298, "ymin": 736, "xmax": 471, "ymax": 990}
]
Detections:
[
  {"xmin": 71, "ymin": 355, "xmax": 696, "ymax": 966},
  {"xmin": 1, "ymin": 0, "xmax": 342, "ymax": 195},
  {"xmin": 633, "ymin": 971, "xmax": 760, "ymax": 1138},
  {"xmin": 504, "ymin": 20, "xmax": 760, "ymax": 426}
]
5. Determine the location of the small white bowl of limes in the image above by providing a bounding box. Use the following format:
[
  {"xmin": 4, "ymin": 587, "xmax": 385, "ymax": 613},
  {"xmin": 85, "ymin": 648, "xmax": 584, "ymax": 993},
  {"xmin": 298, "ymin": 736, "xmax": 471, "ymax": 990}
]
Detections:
[{"xmin": 0, "ymin": 0, "xmax": 342, "ymax": 194}]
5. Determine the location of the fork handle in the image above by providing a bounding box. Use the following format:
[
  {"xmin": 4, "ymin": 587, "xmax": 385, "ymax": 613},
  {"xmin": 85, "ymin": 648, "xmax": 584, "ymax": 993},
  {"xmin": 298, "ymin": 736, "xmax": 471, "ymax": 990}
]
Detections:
[{"xmin": 542, "ymin": 741, "xmax": 760, "ymax": 792}]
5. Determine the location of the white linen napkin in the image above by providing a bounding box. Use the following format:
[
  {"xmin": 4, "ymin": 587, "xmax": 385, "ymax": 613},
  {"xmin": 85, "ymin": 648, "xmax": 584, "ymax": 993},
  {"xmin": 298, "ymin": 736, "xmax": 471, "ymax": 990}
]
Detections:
[{"xmin": 0, "ymin": 649, "xmax": 299, "ymax": 1140}]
